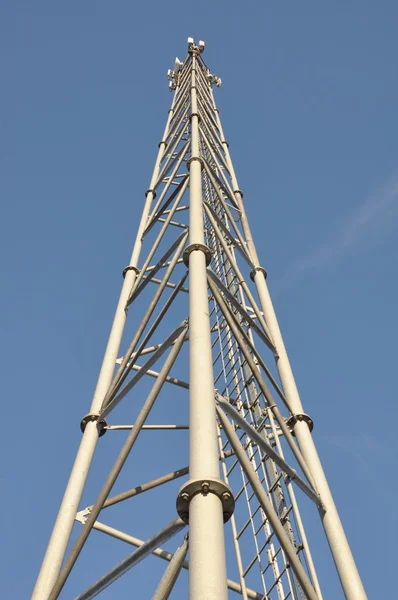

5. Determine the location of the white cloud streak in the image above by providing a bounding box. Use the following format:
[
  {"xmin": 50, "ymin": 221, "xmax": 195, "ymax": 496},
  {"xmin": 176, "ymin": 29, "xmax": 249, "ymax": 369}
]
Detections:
[{"xmin": 278, "ymin": 171, "xmax": 398, "ymax": 288}]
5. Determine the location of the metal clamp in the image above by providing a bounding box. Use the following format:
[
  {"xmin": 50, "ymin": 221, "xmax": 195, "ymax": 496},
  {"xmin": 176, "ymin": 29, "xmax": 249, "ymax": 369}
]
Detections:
[
  {"xmin": 145, "ymin": 188, "xmax": 157, "ymax": 198},
  {"xmin": 80, "ymin": 413, "xmax": 107, "ymax": 437},
  {"xmin": 286, "ymin": 413, "xmax": 314, "ymax": 435},
  {"xmin": 186, "ymin": 156, "xmax": 204, "ymax": 169},
  {"xmin": 233, "ymin": 188, "xmax": 243, "ymax": 198},
  {"xmin": 250, "ymin": 266, "xmax": 267, "ymax": 282},
  {"xmin": 176, "ymin": 478, "xmax": 235, "ymax": 524},
  {"xmin": 122, "ymin": 265, "xmax": 140, "ymax": 279},
  {"xmin": 189, "ymin": 112, "xmax": 201, "ymax": 122},
  {"xmin": 183, "ymin": 243, "xmax": 211, "ymax": 266}
]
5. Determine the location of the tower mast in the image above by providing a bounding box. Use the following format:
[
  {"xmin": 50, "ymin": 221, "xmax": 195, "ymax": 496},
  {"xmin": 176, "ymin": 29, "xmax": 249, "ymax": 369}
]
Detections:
[{"xmin": 32, "ymin": 38, "xmax": 367, "ymax": 600}]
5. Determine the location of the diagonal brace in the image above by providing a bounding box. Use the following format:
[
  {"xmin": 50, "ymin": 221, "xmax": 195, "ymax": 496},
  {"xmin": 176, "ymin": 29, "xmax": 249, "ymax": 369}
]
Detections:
[
  {"xmin": 217, "ymin": 406, "xmax": 319, "ymax": 600},
  {"xmin": 47, "ymin": 325, "xmax": 188, "ymax": 600},
  {"xmin": 74, "ymin": 518, "xmax": 186, "ymax": 600},
  {"xmin": 216, "ymin": 396, "xmax": 323, "ymax": 508}
]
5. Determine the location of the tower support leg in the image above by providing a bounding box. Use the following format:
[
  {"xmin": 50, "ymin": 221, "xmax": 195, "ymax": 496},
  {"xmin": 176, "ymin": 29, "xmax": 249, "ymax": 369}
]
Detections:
[
  {"xmin": 186, "ymin": 54, "xmax": 228, "ymax": 600},
  {"xmin": 31, "ymin": 97, "xmax": 177, "ymax": 600},
  {"xmin": 210, "ymin": 88, "xmax": 367, "ymax": 599}
]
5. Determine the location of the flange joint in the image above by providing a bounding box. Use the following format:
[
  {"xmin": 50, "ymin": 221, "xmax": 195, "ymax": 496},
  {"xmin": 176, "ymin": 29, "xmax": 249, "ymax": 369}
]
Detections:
[
  {"xmin": 189, "ymin": 112, "xmax": 201, "ymax": 122},
  {"xmin": 176, "ymin": 478, "xmax": 235, "ymax": 524},
  {"xmin": 145, "ymin": 188, "xmax": 157, "ymax": 199},
  {"xmin": 183, "ymin": 243, "xmax": 211, "ymax": 266},
  {"xmin": 250, "ymin": 266, "xmax": 267, "ymax": 282},
  {"xmin": 286, "ymin": 413, "xmax": 314, "ymax": 435},
  {"xmin": 186, "ymin": 156, "xmax": 204, "ymax": 169},
  {"xmin": 80, "ymin": 413, "xmax": 107, "ymax": 437},
  {"xmin": 122, "ymin": 265, "xmax": 140, "ymax": 279}
]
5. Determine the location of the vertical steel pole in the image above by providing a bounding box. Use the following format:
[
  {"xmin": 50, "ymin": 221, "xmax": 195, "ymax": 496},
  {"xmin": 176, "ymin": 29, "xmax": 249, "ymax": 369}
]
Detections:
[
  {"xmin": 210, "ymin": 90, "xmax": 367, "ymax": 600},
  {"xmin": 31, "ymin": 91, "xmax": 179, "ymax": 600},
  {"xmin": 187, "ymin": 53, "xmax": 228, "ymax": 600}
]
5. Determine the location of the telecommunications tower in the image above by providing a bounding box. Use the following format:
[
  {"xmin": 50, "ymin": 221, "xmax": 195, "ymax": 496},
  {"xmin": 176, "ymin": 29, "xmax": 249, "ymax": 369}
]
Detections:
[{"xmin": 32, "ymin": 39, "xmax": 367, "ymax": 600}]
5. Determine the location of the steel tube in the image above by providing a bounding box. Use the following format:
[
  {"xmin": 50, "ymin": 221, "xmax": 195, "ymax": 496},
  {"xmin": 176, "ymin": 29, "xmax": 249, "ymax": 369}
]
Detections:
[
  {"xmin": 202, "ymin": 202, "xmax": 273, "ymax": 343},
  {"xmin": 187, "ymin": 54, "xmax": 228, "ymax": 600},
  {"xmin": 207, "ymin": 270, "xmax": 272, "ymax": 350},
  {"xmin": 74, "ymin": 518, "xmax": 186, "ymax": 600},
  {"xmin": 88, "ymin": 521, "xmax": 263, "ymax": 599},
  {"xmin": 217, "ymin": 397, "xmax": 322, "ymax": 507},
  {"xmin": 208, "ymin": 276, "xmax": 318, "ymax": 491},
  {"xmin": 47, "ymin": 325, "xmax": 188, "ymax": 599},
  {"xmin": 31, "ymin": 82, "xmax": 180, "ymax": 600},
  {"xmin": 152, "ymin": 536, "xmax": 189, "ymax": 600},
  {"xmin": 103, "ymin": 232, "xmax": 188, "ymax": 407},
  {"xmin": 217, "ymin": 433, "xmax": 249, "ymax": 600},
  {"xmin": 129, "ymin": 271, "xmax": 189, "ymax": 368},
  {"xmin": 129, "ymin": 364, "xmax": 189, "ymax": 389},
  {"xmin": 102, "ymin": 321, "xmax": 187, "ymax": 419},
  {"xmin": 216, "ymin": 407, "xmax": 318, "ymax": 600},
  {"xmin": 91, "ymin": 467, "xmax": 189, "ymax": 510},
  {"xmin": 210, "ymin": 89, "xmax": 367, "ymax": 600}
]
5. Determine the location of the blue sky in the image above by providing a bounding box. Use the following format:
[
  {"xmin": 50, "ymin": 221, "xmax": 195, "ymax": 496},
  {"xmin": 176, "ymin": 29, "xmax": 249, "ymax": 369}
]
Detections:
[{"xmin": 1, "ymin": 2, "xmax": 398, "ymax": 598}]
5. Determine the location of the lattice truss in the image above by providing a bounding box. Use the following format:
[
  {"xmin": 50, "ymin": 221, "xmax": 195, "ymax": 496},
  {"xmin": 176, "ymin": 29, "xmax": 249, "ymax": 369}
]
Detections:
[{"xmin": 33, "ymin": 39, "xmax": 367, "ymax": 600}]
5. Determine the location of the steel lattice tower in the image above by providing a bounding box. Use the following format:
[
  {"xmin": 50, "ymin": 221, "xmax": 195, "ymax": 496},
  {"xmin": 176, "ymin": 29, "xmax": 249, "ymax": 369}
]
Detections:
[{"xmin": 32, "ymin": 39, "xmax": 367, "ymax": 600}]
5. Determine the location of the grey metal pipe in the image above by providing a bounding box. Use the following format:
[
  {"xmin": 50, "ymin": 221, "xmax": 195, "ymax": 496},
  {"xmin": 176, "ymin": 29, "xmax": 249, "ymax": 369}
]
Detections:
[
  {"xmin": 208, "ymin": 277, "xmax": 318, "ymax": 492},
  {"xmin": 217, "ymin": 397, "xmax": 322, "ymax": 507},
  {"xmin": 47, "ymin": 325, "xmax": 188, "ymax": 600},
  {"xmin": 88, "ymin": 521, "xmax": 263, "ymax": 599},
  {"xmin": 103, "ymin": 231, "xmax": 188, "ymax": 408},
  {"xmin": 74, "ymin": 518, "xmax": 186, "ymax": 600},
  {"xmin": 128, "ymin": 271, "xmax": 189, "ymax": 372},
  {"xmin": 136, "ymin": 180, "xmax": 189, "ymax": 290},
  {"xmin": 128, "ymin": 363, "xmax": 189, "ymax": 389},
  {"xmin": 187, "ymin": 53, "xmax": 228, "ymax": 600},
  {"xmin": 207, "ymin": 269, "xmax": 272, "ymax": 350},
  {"xmin": 203, "ymin": 202, "xmax": 273, "ymax": 343},
  {"xmin": 31, "ymin": 81, "xmax": 181, "ymax": 600},
  {"xmin": 102, "ymin": 321, "xmax": 188, "ymax": 419},
  {"xmin": 152, "ymin": 536, "xmax": 189, "ymax": 600},
  {"xmin": 127, "ymin": 228, "xmax": 188, "ymax": 306},
  {"xmin": 216, "ymin": 407, "xmax": 318, "ymax": 600},
  {"xmin": 91, "ymin": 467, "xmax": 189, "ymax": 510},
  {"xmin": 209, "ymin": 88, "xmax": 367, "ymax": 600}
]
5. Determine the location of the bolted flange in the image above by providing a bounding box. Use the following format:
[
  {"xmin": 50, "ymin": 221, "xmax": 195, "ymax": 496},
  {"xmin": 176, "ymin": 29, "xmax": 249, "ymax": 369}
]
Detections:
[
  {"xmin": 286, "ymin": 413, "xmax": 314, "ymax": 436},
  {"xmin": 250, "ymin": 266, "xmax": 267, "ymax": 282},
  {"xmin": 189, "ymin": 112, "xmax": 201, "ymax": 123},
  {"xmin": 176, "ymin": 478, "xmax": 235, "ymax": 524},
  {"xmin": 183, "ymin": 243, "xmax": 212, "ymax": 267},
  {"xmin": 186, "ymin": 156, "xmax": 204, "ymax": 169},
  {"xmin": 122, "ymin": 265, "xmax": 140, "ymax": 279},
  {"xmin": 145, "ymin": 188, "xmax": 156, "ymax": 199},
  {"xmin": 80, "ymin": 413, "xmax": 107, "ymax": 437}
]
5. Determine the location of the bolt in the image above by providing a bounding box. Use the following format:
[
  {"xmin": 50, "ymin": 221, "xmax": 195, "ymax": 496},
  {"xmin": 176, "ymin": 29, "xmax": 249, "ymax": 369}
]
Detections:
[
  {"xmin": 181, "ymin": 512, "xmax": 189, "ymax": 522},
  {"xmin": 223, "ymin": 512, "xmax": 230, "ymax": 522},
  {"xmin": 201, "ymin": 481, "xmax": 210, "ymax": 494},
  {"xmin": 180, "ymin": 492, "xmax": 190, "ymax": 502},
  {"xmin": 222, "ymin": 492, "xmax": 231, "ymax": 502}
]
